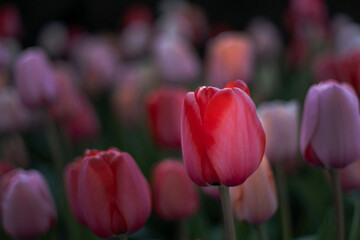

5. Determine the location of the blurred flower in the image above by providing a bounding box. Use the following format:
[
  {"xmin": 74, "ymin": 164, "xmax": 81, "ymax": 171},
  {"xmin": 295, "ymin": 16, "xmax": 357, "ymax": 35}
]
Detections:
[
  {"xmin": 152, "ymin": 33, "xmax": 201, "ymax": 83},
  {"xmin": 122, "ymin": 4, "xmax": 153, "ymax": 27},
  {"xmin": 247, "ymin": 17, "xmax": 282, "ymax": 62},
  {"xmin": 201, "ymin": 186, "xmax": 220, "ymax": 200},
  {"xmin": 120, "ymin": 21, "xmax": 151, "ymax": 58},
  {"xmin": 146, "ymin": 87, "xmax": 186, "ymax": 149},
  {"xmin": 0, "ymin": 38, "xmax": 20, "ymax": 70},
  {"xmin": 37, "ymin": 22, "xmax": 68, "ymax": 58},
  {"xmin": 300, "ymin": 80, "xmax": 360, "ymax": 168},
  {"xmin": 14, "ymin": 47, "xmax": 57, "ymax": 108},
  {"xmin": 230, "ymin": 156, "xmax": 277, "ymax": 224},
  {"xmin": 64, "ymin": 148, "xmax": 151, "ymax": 238},
  {"xmin": 181, "ymin": 80, "xmax": 265, "ymax": 186},
  {"xmin": 1, "ymin": 134, "xmax": 28, "ymax": 168},
  {"xmin": 62, "ymin": 93, "xmax": 100, "ymax": 142},
  {"xmin": 312, "ymin": 53, "xmax": 340, "ymax": 83},
  {"xmin": 151, "ymin": 159, "xmax": 199, "ymax": 220},
  {"xmin": 0, "ymin": 5, "xmax": 21, "ymax": 38},
  {"xmin": 339, "ymin": 159, "xmax": 360, "ymax": 191},
  {"xmin": 257, "ymin": 100, "xmax": 299, "ymax": 164},
  {"xmin": 205, "ymin": 32, "xmax": 254, "ymax": 87},
  {"xmin": 0, "ymin": 87, "xmax": 38, "ymax": 134},
  {"xmin": 1, "ymin": 169, "xmax": 56, "ymax": 239},
  {"xmin": 332, "ymin": 15, "xmax": 360, "ymax": 54},
  {"xmin": 0, "ymin": 161, "xmax": 14, "ymax": 180}
]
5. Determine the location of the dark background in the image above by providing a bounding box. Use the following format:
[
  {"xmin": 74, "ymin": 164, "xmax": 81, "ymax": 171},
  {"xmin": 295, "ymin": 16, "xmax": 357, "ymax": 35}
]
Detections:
[{"xmin": 2, "ymin": 0, "xmax": 360, "ymax": 47}]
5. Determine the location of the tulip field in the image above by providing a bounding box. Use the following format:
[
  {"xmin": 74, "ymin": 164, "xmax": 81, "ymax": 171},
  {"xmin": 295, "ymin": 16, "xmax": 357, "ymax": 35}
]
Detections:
[{"xmin": 1, "ymin": 1, "xmax": 360, "ymax": 240}]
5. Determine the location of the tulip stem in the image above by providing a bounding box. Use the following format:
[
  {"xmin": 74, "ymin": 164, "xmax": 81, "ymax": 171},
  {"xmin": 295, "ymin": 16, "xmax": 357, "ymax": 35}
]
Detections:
[
  {"xmin": 274, "ymin": 162, "xmax": 292, "ymax": 240},
  {"xmin": 117, "ymin": 234, "xmax": 128, "ymax": 240},
  {"xmin": 255, "ymin": 224, "xmax": 266, "ymax": 240},
  {"xmin": 329, "ymin": 169, "xmax": 344, "ymax": 240},
  {"xmin": 218, "ymin": 185, "xmax": 236, "ymax": 240},
  {"xmin": 177, "ymin": 219, "xmax": 188, "ymax": 240}
]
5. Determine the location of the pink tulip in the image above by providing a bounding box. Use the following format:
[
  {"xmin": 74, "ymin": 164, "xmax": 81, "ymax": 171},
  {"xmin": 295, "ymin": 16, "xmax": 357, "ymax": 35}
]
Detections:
[
  {"xmin": 152, "ymin": 33, "xmax": 201, "ymax": 83},
  {"xmin": 151, "ymin": 159, "xmax": 199, "ymax": 220},
  {"xmin": 257, "ymin": 100, "xmax": 299, "ymax": 163},
  {"xmin": 339, "ymin": 159, "xmax": 360, "ymax": 191},
  {"xmin": 300, "ymin": 80, "xmax": 360, "ymax": 168},
  {"xmin": 64, "ymin": 148, "xmax": 152, "ymax": 238},
  {"xmin": 205, "ymin": 32, "xmax": 254, "ymax": 87},
  {"xmin": 181, "ymin": 80, "xmax": 266, "ymax": 186},
  {"xmin": 230, "ymin": 156, "xmax": 277, "ymax": 224},
  {"xmin": 14, "ymin": 48, "xmax": 57, "ymax": 108},
  {"xmin": 146, "ymin": 87, "xmax": 186, "ymax": 148},
  {"xmin": 1, "ymin": 169, "xmax": 56, "ymax": 239}
]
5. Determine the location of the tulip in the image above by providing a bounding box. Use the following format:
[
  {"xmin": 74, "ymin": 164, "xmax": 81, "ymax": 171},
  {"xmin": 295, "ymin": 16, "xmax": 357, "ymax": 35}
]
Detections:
[
  {"xmin": 181, "ymin": 79, "xmax": 265, "ymax": 187},
  {"xmin": 300, "ymin": 80, "xmax": 360, "ymax": 168},
  {"xmin": 14, "ymin": 48, "xmax": 57, "ymax": 108},
  {"xmin": 120, "ymin": 21, "xmax": 151, "ymax": 59},
  {"xmin": 0, "ymin": 5, "xmax": 21, "ymax": 38},
  {"xmin": 1, "ymin": 169, "xmax": 56, "ymax": 239},
  {"xmin": 151, "ymin": 159, "xmax": 199, "ymax": 220},
  {"xmin": 339, "ymin": 159, "xmax": 360, "ymax": 191},
  {"xmin": 64, "ymin": 148, "xmax": 152, "ymax": 238},
  {"xmin": 146, "ymin": 87, "xmax": 186, "ymax": 148},
  {"xmin": 312, "ymin": 53, "xmax": 340, "ymax": 83},
  {"xmin": 152, "ymin": 33, "xmax": 201, "ymax": 83},
  {"xmin": 0, "ymin": 161, "xmax": 14, "ymax": 180},
  {"xmin": 257, "ymin": 100, "xmax": 299, "ymax": 164},
  {"xmin": 230, "ymin": 156, "xmax": 277, "ymax": 224},
  {"xmin": 205, "ymin": 32, "xmax": 254, "ymax": 87}
]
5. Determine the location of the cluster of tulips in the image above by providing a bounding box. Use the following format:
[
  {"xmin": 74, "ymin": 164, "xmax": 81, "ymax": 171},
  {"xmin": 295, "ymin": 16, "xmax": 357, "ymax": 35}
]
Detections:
[{"xmin": 1, "ymin": 0, "xmax": 360, "ymax": 240}]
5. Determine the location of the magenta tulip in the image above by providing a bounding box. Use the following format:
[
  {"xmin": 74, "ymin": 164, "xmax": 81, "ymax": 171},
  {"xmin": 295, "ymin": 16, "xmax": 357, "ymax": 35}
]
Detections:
[
  {"xmin": 300, "ymin": 80, "xmax": 360, "ymax": 168},
  {"xmin": 64, "ymin": 148, "xmax": 152, "ymax": 238},
  {"xmin": 1, "ymin": 169, "xmax": 56, "ymax": 239},
  {"xmin": 181, "ymin": 80, "xmax": 266, "ymax": 186}
]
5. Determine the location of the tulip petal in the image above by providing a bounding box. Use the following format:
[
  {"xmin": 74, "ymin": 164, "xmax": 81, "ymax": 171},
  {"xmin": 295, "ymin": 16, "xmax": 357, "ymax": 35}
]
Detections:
[{"xmin": 203, "ymin": 88, "xmax": 265, "ymax": 186}]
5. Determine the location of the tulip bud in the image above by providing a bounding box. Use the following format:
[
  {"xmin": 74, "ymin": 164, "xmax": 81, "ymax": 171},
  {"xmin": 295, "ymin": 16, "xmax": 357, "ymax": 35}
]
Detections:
[
  {"xmin": 339, "ymin": 159, "xmax": 360, "ymax": 191},
  {"xmin": 64, "ymin": 148, "xmax": 152, "ymax": 238},
  {"xmin": 257, "ymin": 100, "xmax": 299, "ymax": 163},
  {"xmin": 230, "ymin": 156, "xmax": 277, "ymax": 224},
  {"xmin": 146, "ymin": 87, "xmax": 186, "ymax": 148},
  {"xmin": 151, "ymin": 159, "xmax": 199, "ymax": 220},
  {"xmin": 1, "ymin": 169, "xmax": 56, "ymax": 239},
  {"xmin": 14, "ymin": 48, "xmax": 57, "ymax": 108},
  {"xmin": 205, "ymin": 32, "xmax": 254, "ymax": 87},
  {"xmin": 152, "ymin": 33, "xmax": 201, "ymax": 83},
  {"xmin": 300, "ymin": 80, "xmax": 360, "ymax": 168},
  {"xmin": 181, "ymin": 80, "xmax": 266, "ymax": 186}
]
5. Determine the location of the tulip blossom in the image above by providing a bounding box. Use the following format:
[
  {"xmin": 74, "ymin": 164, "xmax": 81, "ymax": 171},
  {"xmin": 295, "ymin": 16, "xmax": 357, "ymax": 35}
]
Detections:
[
  {"xmin": 1, "ymin": 169, "xmax": 56, "ymax": 239},
  {"xmin": 205, "ymin": 32, "xmax": 254, "ymax": 87},
  {"xmin": 14, "ymin": 48, "xmax": 57, "ymax": 108},
  {"xmin": 300, "ymin": 80, "xmax": 360, "ymax": 168},
  {"xmin": 64, "ymin": 148, "xmax": 152, "ymax": 238},
  {"xmin": 257, "ymin": 100, "xmax": 299, "ymax": 163},
  {"xmin": 151, "ymin": 159, "xmax": 199, "ymax": 220},
  {"xmin": 339, "ymin": 159, "xmax": 360, "ymax": 191},
  {"xmin": 181, "ymin": 80, "xmax": 266, "ymax": 186},
  {"xmin": 146, "ymin": 87, "xmax": 186, "ymax": 148},
  {"xmin": 230, "ymin": 156, "xmax": 277, "ymax": 224}
]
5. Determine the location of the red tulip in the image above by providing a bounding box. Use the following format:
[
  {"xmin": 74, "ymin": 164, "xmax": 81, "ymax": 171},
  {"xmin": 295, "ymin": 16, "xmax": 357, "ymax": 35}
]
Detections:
[
  {"xmin": 181, "ymin": 80, "xmax": 266, "ymax": 186},
  {"xmin": 1, "ymin": 169, "xmax": 56, "ymax": 239},
  {"xmin": 230, "ymin": 156, "xmax": 277, "ymax": 224},
  {"xmin": 257, "ymin": 100, "xmax": 299, "ymax": 163},
  {"xmin": 14, "ymin": 48, "xmax": 57, "ymax": 108},
  {"xmin": 151, "ymin": 159, "xmax": 199, "ymax": 220},
  {"xmin": 300, "ymin": 80, "xmax": 360, "ymax": 168},
  {"xmin": 64, "ymin": 148, "xmax": 152, "ymax": 238},
  {"xmin": 146, "ymin": 87, "xmax": 186, "ymax": 148},
  {"xmin": 205, "ymin": 32, "xmax": 254, "ymax": 87}
]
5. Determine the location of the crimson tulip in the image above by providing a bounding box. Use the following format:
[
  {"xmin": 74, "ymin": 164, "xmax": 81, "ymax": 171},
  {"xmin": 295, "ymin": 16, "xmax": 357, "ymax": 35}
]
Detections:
[
  {"xmin": 1, "ymin": 169, "xmax": 56, "ymax": 239},
  {"xmin": 146, "ymin": 87, "xmax": 186, "ymax": 148},
  {"xmin": 300, "ymin": 80, "xmax": 360, "ymax": 168},
  {"xmin": 230, "ymin": 156, "xmax": 277, "ymax": 224},
  {"xmin": 151, "ymin": 159, "xmax": 199, "ymax": 220},
  {"xmin": 181, "ymin": 80, "xmax": 266, "ymax": 186},
  {"xmin": 64, "ymin": 148, "xmax": 152, "ymax": 238}
]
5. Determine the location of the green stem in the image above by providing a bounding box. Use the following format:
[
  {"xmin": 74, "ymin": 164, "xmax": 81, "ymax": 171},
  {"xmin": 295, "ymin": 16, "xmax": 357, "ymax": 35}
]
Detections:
[
  {"xmin": 218, "ymin": 185, "xmax": 236, "ymax": 240},
  {"xmin": 349, "ymin": 199, "xmax": 360, "ymax": 240},
  {"xmin": 254, "ymin": 224, "xmax": 266, "ymax": 240},
  {"xmin": 177, "ymin": 219, "xmax": 188, "ymax": 240},
  {"xmin": 117, "ymin": 234, "xmax": 128, "ymax": 240},
  {"xmin": 329, "ymin": 169, "xmax": 344, "ymax": 240},
  {"xmin": 274, "ymin": 162, "xmax": 292, "ymax": 240}
]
